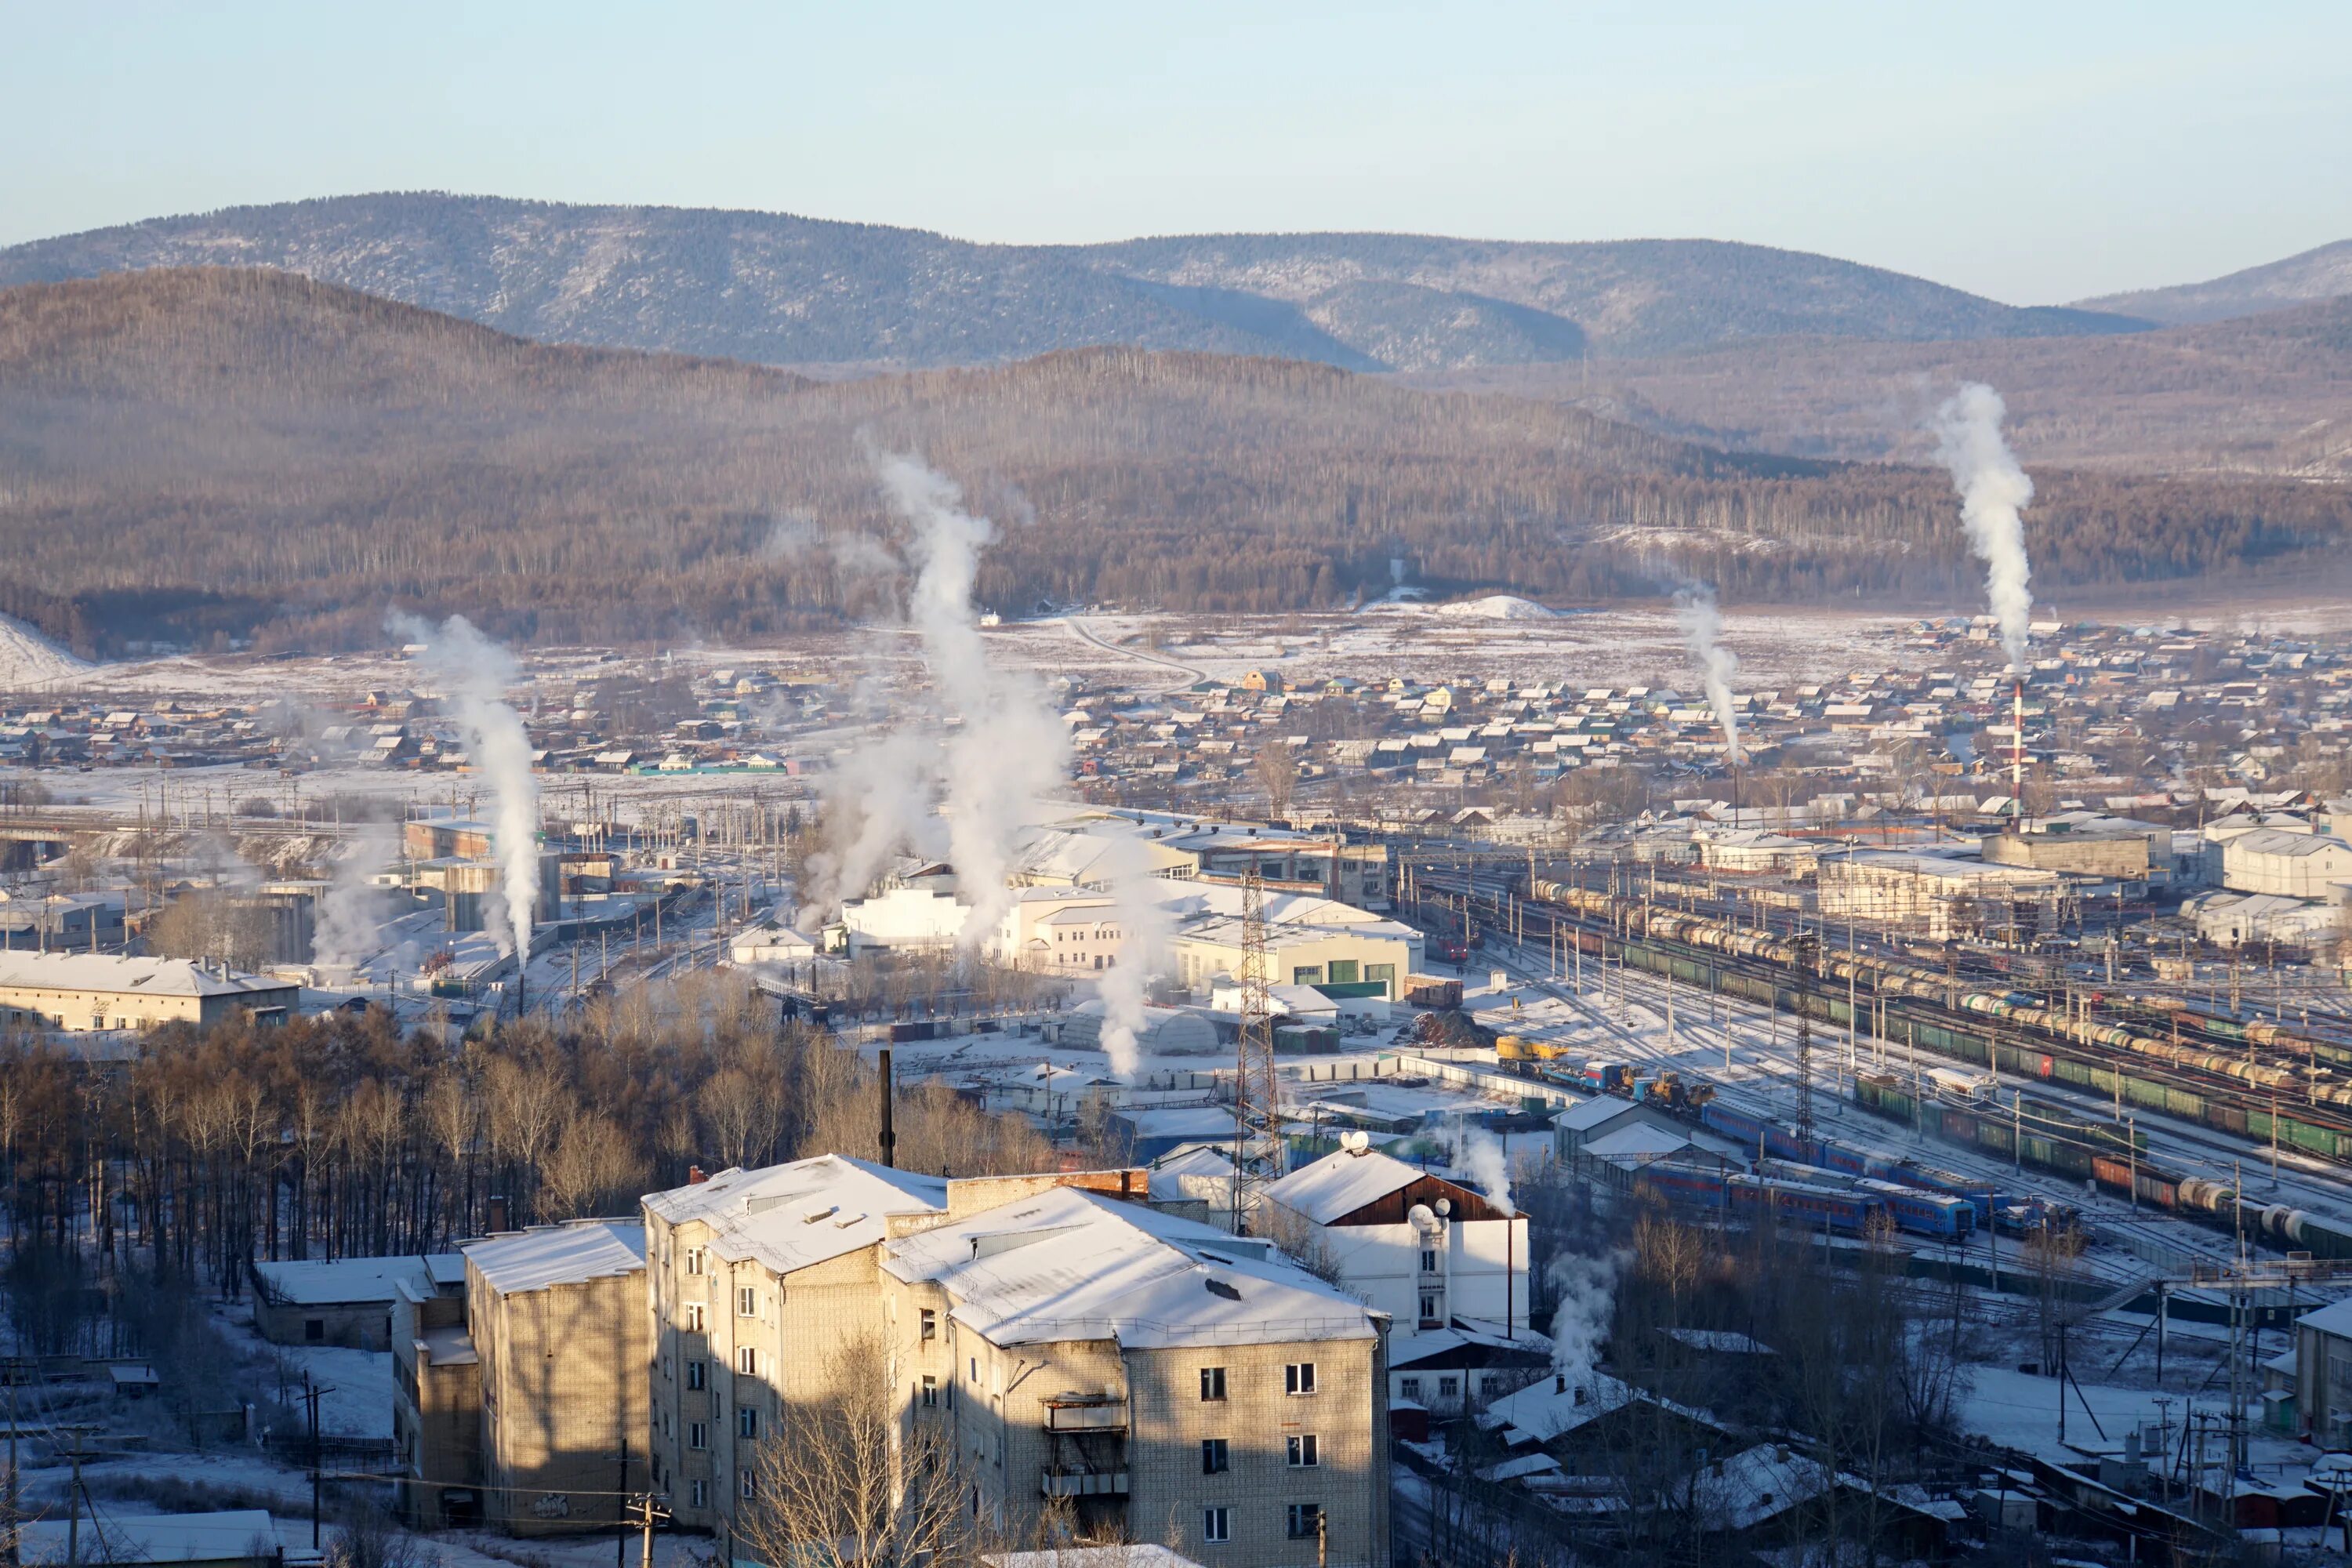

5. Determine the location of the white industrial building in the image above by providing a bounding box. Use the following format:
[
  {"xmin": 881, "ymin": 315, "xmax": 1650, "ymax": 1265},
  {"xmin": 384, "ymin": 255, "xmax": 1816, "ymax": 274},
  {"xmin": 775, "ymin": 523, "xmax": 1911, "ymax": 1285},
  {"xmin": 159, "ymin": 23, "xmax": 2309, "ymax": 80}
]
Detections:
[
  {"xmin": 1816, "ymin": 851, "xmax": 2063, "ymax": 942},
  {"xmin": 2208, "ymin": 826, "xmax": 2352, "ymax": 902}
]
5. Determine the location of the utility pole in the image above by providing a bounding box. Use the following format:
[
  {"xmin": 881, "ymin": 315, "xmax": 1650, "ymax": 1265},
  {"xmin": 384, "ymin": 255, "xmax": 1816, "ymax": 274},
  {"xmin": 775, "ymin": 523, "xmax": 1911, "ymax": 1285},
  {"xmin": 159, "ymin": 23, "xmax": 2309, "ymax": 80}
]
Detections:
[
  {"xmin": 304, "ymin": 1373, "xmax": 334, "ymax": 1549},
  {"xmin": 1230, "ymin": 863, "xmax": 1280, "ymax": 1233},
  {"xmin": 1793, "ymin": 931, "xmax": 1818, "ymax": 1152}
]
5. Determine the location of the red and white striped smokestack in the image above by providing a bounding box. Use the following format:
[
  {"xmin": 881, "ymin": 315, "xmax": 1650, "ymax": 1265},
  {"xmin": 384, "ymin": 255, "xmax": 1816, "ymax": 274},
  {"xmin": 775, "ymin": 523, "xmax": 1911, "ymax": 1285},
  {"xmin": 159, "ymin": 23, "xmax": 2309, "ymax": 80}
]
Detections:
[{"xmin": 2011, "ymin": 676, "xmax": 2025, "ymax": 817}]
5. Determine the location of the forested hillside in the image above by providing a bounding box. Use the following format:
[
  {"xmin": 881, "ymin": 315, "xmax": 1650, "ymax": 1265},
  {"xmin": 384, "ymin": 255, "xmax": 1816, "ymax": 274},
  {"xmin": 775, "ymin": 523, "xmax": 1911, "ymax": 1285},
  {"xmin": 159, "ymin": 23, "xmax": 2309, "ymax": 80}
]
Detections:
[
  {"xmin": 0, "ymin": 191, "xmax": 2147, "ymax": 373},
  {"xmin": 1, "ymin": 268, "xmax": 2343, "ymax": 655}
]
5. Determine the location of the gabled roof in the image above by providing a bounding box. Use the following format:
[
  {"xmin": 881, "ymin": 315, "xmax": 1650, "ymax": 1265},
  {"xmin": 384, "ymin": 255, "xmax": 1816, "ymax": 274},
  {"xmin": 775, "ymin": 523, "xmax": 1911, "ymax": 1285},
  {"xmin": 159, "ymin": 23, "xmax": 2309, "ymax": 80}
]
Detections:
[
  {"xmin": 643, "ymin": 1154, "xmax": 948, "ymax": 1276},
  {"xmin": 1262, "ymin": 1147, "xmax": 1429, "ymax": 1225}
]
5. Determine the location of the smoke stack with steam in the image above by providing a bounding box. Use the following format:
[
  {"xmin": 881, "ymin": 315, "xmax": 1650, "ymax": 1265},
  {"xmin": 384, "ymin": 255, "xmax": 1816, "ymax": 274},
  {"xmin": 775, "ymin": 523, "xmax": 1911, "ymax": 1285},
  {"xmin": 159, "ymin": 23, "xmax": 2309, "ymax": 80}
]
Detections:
[
  {"xmin": 1933, "ymin": 383, "xmax": 2036, "ymax": 672},
  {"xmin": 1672, "ymin": 586, "xmax": 1742, "ymax": 766},
  {"xmin": 394, "ymin": 614, "xmax": 542, "ymax": 959}
]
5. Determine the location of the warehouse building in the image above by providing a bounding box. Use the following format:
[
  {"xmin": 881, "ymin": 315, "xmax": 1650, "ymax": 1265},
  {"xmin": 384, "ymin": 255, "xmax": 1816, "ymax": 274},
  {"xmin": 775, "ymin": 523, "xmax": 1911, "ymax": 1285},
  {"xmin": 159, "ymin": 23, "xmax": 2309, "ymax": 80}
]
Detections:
[
  {"xmin": 2209, "ymin": 826, "xmax": 2352, "ymax": 902},
  {"xmin": 250, "ymin": 1251, "xmax": 464, "ymax": 1349},
  {"xmin": 0, "ymin": 952, "xmax": 298, "ymax": 1032},
  {"xmin": 1816, "ymin": 852, "xmax": 2063, "ymax": 942}
]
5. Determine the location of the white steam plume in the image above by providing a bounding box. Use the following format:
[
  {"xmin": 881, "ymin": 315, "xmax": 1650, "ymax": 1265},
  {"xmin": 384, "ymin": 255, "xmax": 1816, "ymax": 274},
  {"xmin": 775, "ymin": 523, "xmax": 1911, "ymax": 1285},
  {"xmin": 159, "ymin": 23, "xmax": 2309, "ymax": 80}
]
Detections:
[
  {"xmin": 1933, "ymin": 383, "xmax": 2035, "ymax": 670},
  {"xmin": 873, "ymin": 452, "xmax": 1069, "ymax": 946},
  {"xmin": 394, "ymin": 614, "xmax": 541, "ymax": 956},
  {"xmin": 313, "ymin": 818, "xmax": 398, "ymax": 971},
  {"xmin": 800, "ymin": 730, "xmax": 944, "ymax": 928},
  {"xmin": 1672, "ymin": 586, "xmax": 1742, "ymax": 764},
  {"xmin": 1443, "ymin": 1119, "xmax": 1516, "ymax": 1214},
  {"xmin": 1094, "ymin": 830, "xmax": 1176, "ymax": 1081},
  {"xmin": 1547, "ymin": 1248, "xmax": 1624, "ymax": 1388}
]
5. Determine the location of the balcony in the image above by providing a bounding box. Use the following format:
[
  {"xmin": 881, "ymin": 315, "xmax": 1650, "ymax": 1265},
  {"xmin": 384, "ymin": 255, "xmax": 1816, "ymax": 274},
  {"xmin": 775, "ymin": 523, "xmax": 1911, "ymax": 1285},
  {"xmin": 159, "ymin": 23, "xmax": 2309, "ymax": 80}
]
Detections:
[
  {"xmin": 1042, "ymin": 1394, "xmax": 1127, "ymax": 1433},
  {"xmin": 1042, "ymin": 1472, "xmax": 1130, "ymax": 1497}
]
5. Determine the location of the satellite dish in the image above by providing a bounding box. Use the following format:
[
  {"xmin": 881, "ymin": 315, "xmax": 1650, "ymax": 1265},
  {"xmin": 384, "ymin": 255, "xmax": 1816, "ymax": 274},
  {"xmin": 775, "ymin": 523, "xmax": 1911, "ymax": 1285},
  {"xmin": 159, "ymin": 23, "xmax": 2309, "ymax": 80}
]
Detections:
[
  {"xmin": 1342, "ymin": 1130, "xmax": 1371, "ymax": 1155},
  {"xmin": 1435, "ymin": 1198, "xmax": 1453, "ymax": 1218}
]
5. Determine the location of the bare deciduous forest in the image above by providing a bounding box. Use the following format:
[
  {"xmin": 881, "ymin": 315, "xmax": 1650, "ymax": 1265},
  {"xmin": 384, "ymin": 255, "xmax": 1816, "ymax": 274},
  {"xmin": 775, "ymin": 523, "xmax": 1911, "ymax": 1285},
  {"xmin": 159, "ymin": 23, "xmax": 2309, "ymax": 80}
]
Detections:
[
  {"xmin": 0, "ymin": 975, "xmax": 1051, "ymax": 1360},
  {"xmin": 2, "ymin": 269, "xmax": 2346, "ymax": 656}
]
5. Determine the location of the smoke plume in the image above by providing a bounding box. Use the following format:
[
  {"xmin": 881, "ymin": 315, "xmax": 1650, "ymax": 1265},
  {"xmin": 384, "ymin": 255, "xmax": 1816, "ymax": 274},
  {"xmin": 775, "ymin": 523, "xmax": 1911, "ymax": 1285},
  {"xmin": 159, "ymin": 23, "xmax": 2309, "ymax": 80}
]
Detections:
[
  {"xmin": 1671, "ymin": 586, "xmax": 1742, "ymax": 764},
  {"xmin": 394, "ymin": 614, "xmax": 541, "ymax": 956},
  {"xmin": 1933, "ymin": 383, "xmax": 2035, "ymax": 670},
  {"xmin": 1093, "ymin": 829, "xmax": 1176, "ymax": 1080},
  {"xmin": 1547, "ymin": 1247, "xmax": 1624, "ymax": 1388},
  {"xmin": 799, "ymin": 730, "xmax": 944, "ymax": 927},
  {"xmin": 1443, "ymin": 1119, "xmax": 1516, "ymax": 1214},
  {"xmin": 313, "ymin": 818, "xmax": 398, "ymax": 971},
  {"xmin": 873, "ymin": 452, "xmax": 1069, "ymax": 946}
]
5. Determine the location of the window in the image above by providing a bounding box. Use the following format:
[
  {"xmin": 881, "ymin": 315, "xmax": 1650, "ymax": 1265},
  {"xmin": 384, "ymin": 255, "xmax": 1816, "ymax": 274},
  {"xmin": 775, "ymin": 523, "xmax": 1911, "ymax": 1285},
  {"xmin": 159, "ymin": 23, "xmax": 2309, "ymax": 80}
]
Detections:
[
  {"xmin": 1287, "ymin": 1434, "xmax": 1319, "ymax": 1468},
  {"xmin": 689, "ymin": 1479, "xmax": 707, "ymax": 1509},
  {"xmin": 737, "ymin": 1346, "xmax": 758, "ymax": 1376},
  {"xmin": 1203, "ymin": 1508, "xmax": 1230, "ymax": 1544},
  {"xmin": 1419, "ymin": 1294, "xmax": 1439, "ymax": 1323},
  {"xmin": 1438, "ymin": 1375, "xmax": 1458, "ymax": 1399},
  {"xmin": 686, "ymin": 1359, "xmax": 706, "ymax": 1392},
  {"xmin": 1200, "ymin": 1438, "xmax": 1229, "ymax": 1475},
  {"xmin": 969, "ymin": 1356, "xmax": 979, "ymax": 1383},
  {"xmin": 737, "ymin": 1286, "xmax": 758, "ymax": 1317},
  {"xmin": 1292, "ymin": 966, "xmax": 1324, "ymax": 985},
  {"xmin": 1287, "ymin": 1504, "xmax": 1322, "ymax": 1540},
  {"xmin": 1367, "ymin": 963, "xmax": 1396, "ymax": 993},
  {"xmin": 684, "ymin": 1303, "xmax": 705, "ymax": 1332},
  {"xmin": 1420, "ymin": 1249, "xmax": 1438, "ymax": 1272},
  {"xmin": 1327, "ymin": 960, "xmax": 1359, "ymax": 984},
  {"xmin": 920, "ymin": 1308, "xmax": 937, "ymax": 1341},
  {"xmin": 740, "ymin": 1469, "xmax": 757, "ymax": 1500},
  {"xmin": 738, "ymin": 1406, "xmax": 759, "ymax": 1439},
  {"xmin": 921, "ymin": 1375, "xmax": 938, "ymax": 1409},
  {"xmin": 304, "ymin": 1319, "xmax": 324, "ymax": 1343},
  {"xmin": 1285, "ymin": 1363, "xmax": 1316, "ymax": 1396},
  {"xmin": 684, "ymin": 1247, "xmax": 705, "ymax": 1276},
  {"xmin": 1399, "ymin": 1377, "xmax": 1421, "ymax": 1400},
  {"xmin": 1480, "ymin": 1374, "xmax": 1501, "ymax": 1396},
  {"xmin": 688, "ymin": 1422, "xmax": 707, "ymax": 1450},
  {"xmin": 1200, "ymin": 1367, "xmax": 1227, "ymax": 1402}
]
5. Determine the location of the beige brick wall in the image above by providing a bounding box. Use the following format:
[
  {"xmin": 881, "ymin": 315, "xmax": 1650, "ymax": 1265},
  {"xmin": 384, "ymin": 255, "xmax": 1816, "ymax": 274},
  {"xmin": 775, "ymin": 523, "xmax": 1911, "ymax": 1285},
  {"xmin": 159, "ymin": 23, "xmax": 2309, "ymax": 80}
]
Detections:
[{"xmin": 471, "ymin": 1258, "xmax": 647, "ymax": 1534}]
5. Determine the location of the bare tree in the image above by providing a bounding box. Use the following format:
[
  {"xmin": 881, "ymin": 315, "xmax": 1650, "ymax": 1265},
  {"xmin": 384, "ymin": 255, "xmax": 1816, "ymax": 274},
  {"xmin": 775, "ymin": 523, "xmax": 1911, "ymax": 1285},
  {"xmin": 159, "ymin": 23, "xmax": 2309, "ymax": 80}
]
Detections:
[
  {"xmin": 1254, "ymin": 742, "xmax": 1300, "ymax": 821},
  {"xmin": 738, "ymin": 1330, "xmax": 984, "ymax": 1568}
]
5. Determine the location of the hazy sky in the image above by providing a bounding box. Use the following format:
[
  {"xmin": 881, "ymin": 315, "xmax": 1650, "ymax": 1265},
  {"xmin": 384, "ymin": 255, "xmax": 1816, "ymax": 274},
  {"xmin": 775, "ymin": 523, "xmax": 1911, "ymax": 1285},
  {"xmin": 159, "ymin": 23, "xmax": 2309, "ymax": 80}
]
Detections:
[{"xmin": 8, "ymin": 1, "xmax": 2348, "ymax": 304}]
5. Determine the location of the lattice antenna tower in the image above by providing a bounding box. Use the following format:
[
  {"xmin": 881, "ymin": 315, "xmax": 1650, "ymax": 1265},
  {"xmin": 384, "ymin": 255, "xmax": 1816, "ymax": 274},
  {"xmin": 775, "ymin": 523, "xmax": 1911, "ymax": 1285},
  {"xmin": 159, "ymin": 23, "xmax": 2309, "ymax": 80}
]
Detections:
[{"xmin": 1231, "ymin": 861, "xmax": 1283, "ymax": 1232}]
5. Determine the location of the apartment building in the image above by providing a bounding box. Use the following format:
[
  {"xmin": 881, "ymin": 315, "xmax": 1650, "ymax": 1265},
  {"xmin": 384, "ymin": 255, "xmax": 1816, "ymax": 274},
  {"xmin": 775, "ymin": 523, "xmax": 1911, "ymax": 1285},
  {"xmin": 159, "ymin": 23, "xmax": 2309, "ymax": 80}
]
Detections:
[
  {"xmin": 1261, "ymin": 1146, "xmax": 1544, "ymax": 1421},
  {"xmin": 641, "ymin": 1156, "xmax": 1151, "ymax": 1544},
  {"xmin": 467, "ymin": 1220, "xmax": 648, "ymax": 1534},
  {"xmin": 883, "ymin": 1185, "xmax": 1391, "ymax": 1568}
]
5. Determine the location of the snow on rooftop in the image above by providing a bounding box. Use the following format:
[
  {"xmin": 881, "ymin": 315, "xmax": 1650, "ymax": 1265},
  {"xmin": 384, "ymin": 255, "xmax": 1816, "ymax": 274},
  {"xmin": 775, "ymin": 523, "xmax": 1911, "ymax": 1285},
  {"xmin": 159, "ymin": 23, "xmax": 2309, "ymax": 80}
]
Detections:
[
  {"xmin": 252, "ymin": 1253, "xmax": 460, "ymax": 1305},
  {"xmin": 641, "ymin": 1153, "xmax": 948, "ymax": 1276},
  {"xmin": 0, "ymin": 951, "xmax": 295, "ymax": 998},
  {"xmin": 466, "ymin": 1219, "xmax": 644, "ymax": 1294},
  {"xmin": 1263, "ymin": 1146, "xmax": 1432, "ymax": 1225},
  {"xmin": 884, "ymin": 1185, "xmax": 1376, "ymax": 1350}
]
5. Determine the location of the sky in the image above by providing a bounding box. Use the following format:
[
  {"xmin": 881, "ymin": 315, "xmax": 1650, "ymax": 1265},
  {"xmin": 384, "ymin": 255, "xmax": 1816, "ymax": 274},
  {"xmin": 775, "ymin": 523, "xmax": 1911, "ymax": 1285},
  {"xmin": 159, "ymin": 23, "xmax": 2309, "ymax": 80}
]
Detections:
[{"xmin": 5, "ymin": 1, "xmax": 2349, "ymax": 305}]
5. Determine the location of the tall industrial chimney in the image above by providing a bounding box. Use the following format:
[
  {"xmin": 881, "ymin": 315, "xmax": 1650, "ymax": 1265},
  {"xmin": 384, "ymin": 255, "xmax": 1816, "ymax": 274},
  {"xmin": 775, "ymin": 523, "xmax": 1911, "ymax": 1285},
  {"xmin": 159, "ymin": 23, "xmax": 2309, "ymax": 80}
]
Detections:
[
  {"xmin": 2011, "ymin": 677, "xmax": 2026, "ymax": 819},
  {"xmin": 878, "ymin": 1044, "xmax": 898, "ymax": 1169}
]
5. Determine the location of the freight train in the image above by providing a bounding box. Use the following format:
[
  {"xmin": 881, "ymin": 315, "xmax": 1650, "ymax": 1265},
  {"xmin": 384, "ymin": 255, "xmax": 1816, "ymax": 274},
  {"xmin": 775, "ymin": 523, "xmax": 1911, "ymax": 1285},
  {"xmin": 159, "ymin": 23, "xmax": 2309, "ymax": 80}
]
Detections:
[
  {"xmin": 1850, "ymin": 1069, "xmax": 2352, "ymax": 1261},
  {"xmin": 1520, "ymin": 883, "xmax": 2352, "ymax": 1164}
]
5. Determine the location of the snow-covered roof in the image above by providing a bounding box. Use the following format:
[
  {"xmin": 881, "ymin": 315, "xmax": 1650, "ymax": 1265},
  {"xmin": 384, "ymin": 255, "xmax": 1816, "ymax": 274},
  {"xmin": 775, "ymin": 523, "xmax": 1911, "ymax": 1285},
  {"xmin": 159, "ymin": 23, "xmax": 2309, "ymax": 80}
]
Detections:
[
  {"xmin": 252, "ymin": 1253, "xmax": 462, "ymax": 1305},
  {"xmin": 20, "ymin": 1512, "xmax": 276, "ymax": 1566},
  {"xmin": 466, "ymin": 1219, "xmax": 644, "ymax": 1294},
  {"xmin": 884, "ymin": 1185, "xmax": 1377, "ymax": 1350},
  {"xmin": 1263, "ymin": 1147, "xmax": 1431, "ymax": 1225},
  {"xmin": 987, "ymin": 1549, "xmax": 1205, "ymax": 1568},
  {"xmin": 1550, "ymin": 1096, "xmax": 1632, "ymax": 1134},
  {"xmin": 1581, "ymin": 1123, "xmax": 1692, "ymax": 1162},
  {"xmin": 0, "ymin": 952, "xmax": 296, "ymax": 999},
  {"xmin": 1479, "ymin": 1370, "xmax": 1720, "ymax": 1443},
  {"xmin": 641, "ymin": 1154, "xmax": 948, "ymax": 1276}
]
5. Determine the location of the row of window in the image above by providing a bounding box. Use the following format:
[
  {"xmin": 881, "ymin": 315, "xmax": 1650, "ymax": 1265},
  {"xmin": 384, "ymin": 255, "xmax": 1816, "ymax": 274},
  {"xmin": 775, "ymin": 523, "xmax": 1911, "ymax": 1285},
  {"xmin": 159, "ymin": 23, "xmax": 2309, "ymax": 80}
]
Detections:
[
  {"xmin": 1203, "ymin": 1504, "xmax": 1321, "ymax": 1543},
  {"xmin": 1199, "ymin": 1363, "xmax": 1315, "ymax": 1400},
  {"xmin": 1397, "ymin": 1374, "xmax": 1504, "ymax": 1401},
  {"xmin": 1200, "ymin": 1435, "xmax": 1316, "ymax": 1472}
]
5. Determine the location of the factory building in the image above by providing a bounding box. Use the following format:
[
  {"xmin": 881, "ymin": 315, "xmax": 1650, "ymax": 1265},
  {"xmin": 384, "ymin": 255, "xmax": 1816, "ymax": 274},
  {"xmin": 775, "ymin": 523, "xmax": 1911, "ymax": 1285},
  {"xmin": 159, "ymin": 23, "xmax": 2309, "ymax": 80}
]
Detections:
[
  {"xmin": 1980, "ymin": 829, "xmax": 2151, "ymax": 880},
  {"xmin": 0, "ymin": 952, "xmax": 297, "ymax": 1032},
  {"xmin": 1173, "ymin": 915, "xmax": 1419, "ymax": 1002},
  {"xmin": 0, "ymin": 891, "xmax": 126, "ymax": 951},
  {"xmin": 1815, "ymin": 851, "xmax": 2063, "ymax": 942}
]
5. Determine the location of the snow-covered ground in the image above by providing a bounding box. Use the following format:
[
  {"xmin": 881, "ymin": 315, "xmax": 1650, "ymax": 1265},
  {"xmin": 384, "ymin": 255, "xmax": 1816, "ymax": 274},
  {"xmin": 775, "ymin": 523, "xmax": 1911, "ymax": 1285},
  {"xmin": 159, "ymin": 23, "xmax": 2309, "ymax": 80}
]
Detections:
[{"xmin": 0, "ymin": 611, "xmax": 91, "ymax": 688}]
